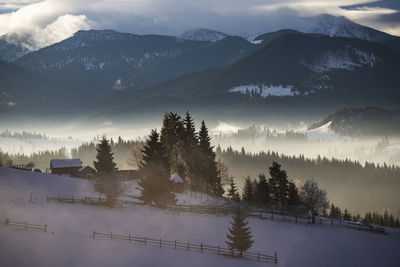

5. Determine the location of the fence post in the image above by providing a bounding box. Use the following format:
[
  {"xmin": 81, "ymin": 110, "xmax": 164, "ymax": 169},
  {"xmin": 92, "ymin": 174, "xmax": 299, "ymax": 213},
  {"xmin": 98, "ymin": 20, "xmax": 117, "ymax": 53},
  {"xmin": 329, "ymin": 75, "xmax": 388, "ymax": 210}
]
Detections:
[
  {"xmin": 259, "ymin": 211, "xmax": 262, "ymax": 219},
  {"xmin": 44, "ymin": 224, "xmax": 47, "ymax": 232},
  {"xmin": 99, "ymin": 197, "xmax": 101, "ymax": 203},
  {"xmin": 5, "ymin": 217, "xmax": 8, "ymax": 225},
  {"xmin": 331, "ymin": 219, "xmax": 333, "ymax": 225},
  {"xmin": 160, "ymin": 238, "xmax": 162, "ymax": 247},
  {"xmin": 174, "ymin": 240, "xmax": 176, "ymax": 249},
  {"xmin": 257, "ymin": 252, "xmax": 260, "ymax": 261},
  {"xmin": 218, "ymin": 246, "xmax": 220, "ymax": 255},
  {"xmin": 319, "ymin": 218, "xmax": 322, "ymax": 224},
  {"xmin": 144, "ymin": 236, "xmax": 147, "ymax": 245},
  {"xmin": 129, "ymin": 233, "xmax": 131, "ymax": 243},
  {"xmin": 187, "ymin": 241, "xmax": 189, "ymax": 250},
  {"xmin": 72, "ymin": 196, "xmax": 74, "ymax": 203},
  {"xmin": 111, "ymin": 232, "xmax": 113, "ymax": 240},
  {"xmin": 46, "ymin": 196, "xmax": 49, "ymax": 202},
  {"xmin": 201, "ymin": 243, "xmax": 203, "ymax": 252},
  {"xmin": 25, "ymin": 221, "xmax": 28, "ymax": 231},
  {"xmin": 275, "ymin": 252, "xmax": 278, "ymax": 263},
  {"xmin": 93, "ymin": 231, "xmax": 95, "ymax": 239},
  {"xmin": 271, "ymin": 211, "xmax": 274, "ymax": 220}
]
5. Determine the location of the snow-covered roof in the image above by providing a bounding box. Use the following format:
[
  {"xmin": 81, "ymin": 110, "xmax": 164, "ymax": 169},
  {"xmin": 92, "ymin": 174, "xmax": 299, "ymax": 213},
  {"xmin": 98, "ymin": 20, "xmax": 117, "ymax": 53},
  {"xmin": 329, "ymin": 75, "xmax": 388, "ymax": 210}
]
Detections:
[
  {"xmin": 50, "ymin": 159, "xmax": 82, "ymax": 169},
  {"xmin": 170, "ymin": 173, "xmax": 184, "ymax": 183}
]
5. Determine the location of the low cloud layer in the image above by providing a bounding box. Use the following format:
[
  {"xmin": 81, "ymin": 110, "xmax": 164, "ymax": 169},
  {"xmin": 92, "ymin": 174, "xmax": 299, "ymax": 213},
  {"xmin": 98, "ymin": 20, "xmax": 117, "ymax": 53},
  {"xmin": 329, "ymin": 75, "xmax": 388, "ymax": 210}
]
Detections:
[{"xmin": 0, "ymin": 0, "xmax": 399, "ymax": 50}]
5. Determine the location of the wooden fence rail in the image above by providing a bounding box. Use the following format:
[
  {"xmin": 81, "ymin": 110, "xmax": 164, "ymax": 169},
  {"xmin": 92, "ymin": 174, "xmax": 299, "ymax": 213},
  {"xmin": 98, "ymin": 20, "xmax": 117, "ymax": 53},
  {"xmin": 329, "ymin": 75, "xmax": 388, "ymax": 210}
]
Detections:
[
  {"xmin": 0, "ymin": 217, "xmax": 47, "ymax": 232},
  {"xmin": 91, "ymin": 231, "xmax": 278, "ymax": 263},
  {"xmin": 46, "ymin": 195, "xmax": 385, "ymax": 235}
]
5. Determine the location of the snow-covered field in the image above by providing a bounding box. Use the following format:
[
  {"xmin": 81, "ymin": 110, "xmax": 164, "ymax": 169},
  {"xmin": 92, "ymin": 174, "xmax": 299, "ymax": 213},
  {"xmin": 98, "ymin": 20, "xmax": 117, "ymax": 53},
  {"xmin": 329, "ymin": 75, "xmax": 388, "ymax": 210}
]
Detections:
[
  {"xmin": 0, "ymin": 167, "xmax": 399, "ymax": 267},
  {"xmin": 306, "ymin": 121, "xmax": 350, "ymax": 142}
]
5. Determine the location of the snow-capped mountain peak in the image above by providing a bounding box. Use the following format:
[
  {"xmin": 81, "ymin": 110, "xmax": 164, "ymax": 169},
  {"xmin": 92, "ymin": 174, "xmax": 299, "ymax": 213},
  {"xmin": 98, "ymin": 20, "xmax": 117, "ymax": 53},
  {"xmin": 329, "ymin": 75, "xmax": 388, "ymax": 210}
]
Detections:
[
  {"xmin": 305, "ymin": 14, "xmax": 391, "ymax": 42},
  {"xmin": 180, "ymin": 28, "xmax": 228, "ymax": 42}
]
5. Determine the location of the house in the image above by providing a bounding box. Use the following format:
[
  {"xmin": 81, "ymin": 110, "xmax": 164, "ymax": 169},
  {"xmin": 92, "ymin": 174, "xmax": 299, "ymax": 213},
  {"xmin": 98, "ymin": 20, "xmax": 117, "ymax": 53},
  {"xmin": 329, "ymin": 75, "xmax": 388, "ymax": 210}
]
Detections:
[
  {"xmin": 50, "ymin": 159, "xmax": 82, "ymax": 177},
  {"xmin": 170, "ymin": 173, "xmax": 184, "ymax": 192},
  {"xmin": 77, "ymin": 166, "xmax": 96, "ymax": 179}
]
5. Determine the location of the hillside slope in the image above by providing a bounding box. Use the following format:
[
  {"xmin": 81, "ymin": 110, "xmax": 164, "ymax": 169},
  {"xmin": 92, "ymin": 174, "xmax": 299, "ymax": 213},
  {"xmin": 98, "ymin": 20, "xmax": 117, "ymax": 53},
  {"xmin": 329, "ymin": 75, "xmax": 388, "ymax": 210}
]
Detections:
[{"xmin": 0, "ymin": 167, "xmax": 399, "ymax": 267}]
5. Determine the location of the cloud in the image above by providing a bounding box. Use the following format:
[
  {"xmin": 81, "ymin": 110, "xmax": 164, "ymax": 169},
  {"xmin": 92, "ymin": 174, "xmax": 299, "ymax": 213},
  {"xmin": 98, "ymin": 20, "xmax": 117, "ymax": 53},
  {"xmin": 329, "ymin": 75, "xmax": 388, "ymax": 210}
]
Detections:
[{"xmin": 0, "ymin": 0, "xmax": 399, "ymax": 50}]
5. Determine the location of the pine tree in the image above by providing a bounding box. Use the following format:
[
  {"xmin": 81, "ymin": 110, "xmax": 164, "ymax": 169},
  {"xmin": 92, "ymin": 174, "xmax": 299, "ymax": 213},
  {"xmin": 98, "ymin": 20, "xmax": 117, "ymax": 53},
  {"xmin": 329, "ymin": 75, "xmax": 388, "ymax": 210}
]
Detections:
[
  {"xmin": 242, "ymin": 176, "xmax": 254, "ymax": 203},
  {"xmin": 139, "ymin": 130, "xmax": 168, "ymax": 171},
  {"xmin": 343, "ymin": 209, "xmax": 352, "ymax": 221},
  {"xmin": 213, "ymin": 170, "xmax": 225, "ymax": 197},
  {"xmin": 226, "ymin": 209, "xmax": 254, "ymax": 257},
  {"xmin": 254, "ymin": 174, "xmax": 270, "ymax": 205},
  {"xmin": 182, "ymin": 111, "xmax": 199, "ymax": 185},
  {"xmin": 268, "ymin": 161, "xmax": 289, "ymax": 205},
  {"xmin": 93, "ymin": 136, "xmax": 118, "ymax": 173},
  {"xmin": 227, "ymin": 177, "xmax": 240, "ymax": 201},
  {"xmin": 160, "ymin": 112, "xmax": 184, "ymax": 175},
  {"xmin": 198, "ymin": 120, "xmax": 219, "ymax": 195},
  {"xmin": 139, "ymin": 130, "xmax": 176, "ymax": 207},
  {"xmin": 286, "ymin": 181, "xmax": 298, "ymax": 205}
]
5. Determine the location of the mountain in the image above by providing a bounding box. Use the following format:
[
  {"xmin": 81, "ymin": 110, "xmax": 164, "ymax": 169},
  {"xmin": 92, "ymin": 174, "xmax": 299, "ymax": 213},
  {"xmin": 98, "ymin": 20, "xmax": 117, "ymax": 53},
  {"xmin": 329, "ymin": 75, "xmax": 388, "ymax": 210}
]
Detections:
[
  {"xmin": 308, "ymin": 107, "xmax": 400, "ymax": 137},
  {"xmin": 0, "ymin": 60, "xmax": 83, "ymax": 117},
  {"xmin": 14, "ymin": 30, "xmax": 209, "ymax": 94},
  {"xmin": 0, "ymin": 34, "xmax": 33, "ymax": 62},
  {"xmin": 304, "ymin": 14, "xmax": 400, "ymax": 52},
  {"xmin": 180, "ymin": 28, "xmax": 228, "ymax": 42},
  {"xmin": 102, "ymin": 32, "xmax": 400, "ymax": 121},
  {"xmin": 125, "ymin": 36, "xmax": 257, "ymax": 89},
  {"xmin": 252, "ymin": 29, "xmax": 299, "ymax": 45}
]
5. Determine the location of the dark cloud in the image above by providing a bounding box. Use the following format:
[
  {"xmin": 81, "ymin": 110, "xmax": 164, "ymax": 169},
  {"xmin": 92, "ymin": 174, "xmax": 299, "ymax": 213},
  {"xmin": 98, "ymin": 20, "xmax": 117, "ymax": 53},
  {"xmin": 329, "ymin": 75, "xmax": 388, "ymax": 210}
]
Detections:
[{"xmin": 341, "ymin": 0, "xmax": 400, "ymax": 10}]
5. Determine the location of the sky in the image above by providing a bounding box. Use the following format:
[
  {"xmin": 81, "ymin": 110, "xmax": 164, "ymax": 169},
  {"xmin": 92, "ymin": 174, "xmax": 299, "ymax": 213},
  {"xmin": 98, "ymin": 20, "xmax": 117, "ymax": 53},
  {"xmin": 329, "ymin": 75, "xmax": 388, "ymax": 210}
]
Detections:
[{"xmin": 0, "ymin": 0, "xmax": 399, "ymax": 49}]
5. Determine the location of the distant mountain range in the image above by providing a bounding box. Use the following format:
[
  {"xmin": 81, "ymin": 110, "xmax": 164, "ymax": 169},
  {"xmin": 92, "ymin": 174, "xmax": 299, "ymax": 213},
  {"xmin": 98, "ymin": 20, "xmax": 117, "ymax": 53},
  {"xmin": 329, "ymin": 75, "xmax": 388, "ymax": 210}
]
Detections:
[
  {"xmin": 1, "ymin": 14, "xmax": 399, "ymax": 123},
  {"xmin": 308, "ymin": 107, "xmax": 400, "ymax": 137}
]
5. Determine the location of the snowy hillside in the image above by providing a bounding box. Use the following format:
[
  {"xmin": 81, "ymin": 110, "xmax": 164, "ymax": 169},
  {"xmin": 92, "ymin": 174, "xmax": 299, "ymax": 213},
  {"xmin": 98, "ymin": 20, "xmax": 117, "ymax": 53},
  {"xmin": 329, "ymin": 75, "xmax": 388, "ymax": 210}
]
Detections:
[
  {"xmin": 181, "ymin": 29, "xmax": 228, "ymax": 42},
  {"xmin": 0, "ymin": 167, "xmax": 399, "ymax": 266}
]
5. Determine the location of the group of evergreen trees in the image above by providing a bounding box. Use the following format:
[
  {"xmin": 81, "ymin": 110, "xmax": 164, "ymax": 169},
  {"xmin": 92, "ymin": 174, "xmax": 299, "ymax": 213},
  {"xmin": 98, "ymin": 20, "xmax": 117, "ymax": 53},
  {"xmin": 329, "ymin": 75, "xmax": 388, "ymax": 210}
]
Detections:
[
  {"xmin": 228, "ymin": 162, "xmax": 298, "ymax": 207},
  {"xmin": 139, "ymin": 112, "xmax": 223, "ymax": 197},
  {"xmin": 329, "ymin": 204, "xmax": 400, "ymax": 228}
]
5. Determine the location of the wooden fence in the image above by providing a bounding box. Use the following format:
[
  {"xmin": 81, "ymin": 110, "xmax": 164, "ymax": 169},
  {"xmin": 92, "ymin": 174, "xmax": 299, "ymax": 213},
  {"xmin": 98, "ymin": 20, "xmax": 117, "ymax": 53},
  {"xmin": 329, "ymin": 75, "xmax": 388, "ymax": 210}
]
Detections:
[
  {"xmin": 247, "ymin": 211, "xmax": 386, "ymax": 235},
  {"xmin": 46, "ymin": 195, "xmax": 385, "ymax": 235},
  {"xmin": 0, "ymin": 217, "xmax": 47, "ymax": 232},
  {"xmin": 47, "ymin": 196, "xmax": 108, "ymax": 205},
  {"xmin": 91, "ymin": 231, "xmax": 278, "ymax": 263}
]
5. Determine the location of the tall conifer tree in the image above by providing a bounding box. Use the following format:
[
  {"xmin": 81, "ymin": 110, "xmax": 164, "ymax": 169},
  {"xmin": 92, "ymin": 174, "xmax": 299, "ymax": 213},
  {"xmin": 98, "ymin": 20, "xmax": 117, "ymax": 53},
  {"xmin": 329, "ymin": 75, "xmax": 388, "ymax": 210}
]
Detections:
[
  {"xmin": 226, "ymin": 209, "xmax": 254, "ymax": 257},
  {"xmin": 93, "ymin": 136, "xmax": 117, "ymax": 173}
]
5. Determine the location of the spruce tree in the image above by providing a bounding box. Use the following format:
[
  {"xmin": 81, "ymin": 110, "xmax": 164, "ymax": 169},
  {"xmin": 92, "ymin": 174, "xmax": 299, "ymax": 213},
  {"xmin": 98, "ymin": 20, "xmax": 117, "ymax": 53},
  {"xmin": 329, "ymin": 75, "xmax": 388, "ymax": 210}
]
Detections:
[
  {"xmin": 226, "ymin": 209, "xmax": 254, "ymax": 257},
  {"xmin": 139, "ymin": 130, "xmax": 176, "ymax": 207},
  {"xmin": 343, "ymin": 209, "xmax": 352, "ymax": 221},
  {"xmin": 254, "ymin": 174, "xmax": 270, "ymax": 206},
  {"xmin": 227, "ymin": 177, "xmax": 240, "ymax": 201},
  {"xmin": 198, "ymin": 120, "xmax": 219, "ymax": 195},
  {"xmin": 268, "ymin": 161, "xmax": 288, "ymax": 205},
  {"xmin": 93, "ymin": 136, "xmax": 118, "ymax": 173},
  {"xmin": 286, "ymin": 181, "xmax": 299, "ymax": 205},
  {"xmin": 92, "ymin": 136, "xmax": 119, "ymax": 205},
  {"xmin": 242, "ymin": 176, "xmax": 254, "ymax": 203},
  {"xmin": 182, "ymin": 111, "xmax": 199, "ymax": 185},
  {"xmin": 139, "ymin": 129, "xmax": 168, "ymax": 171},
  {"xmin": 160, "ymin": 112, "xmax": 184, "ymax": 175}
]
